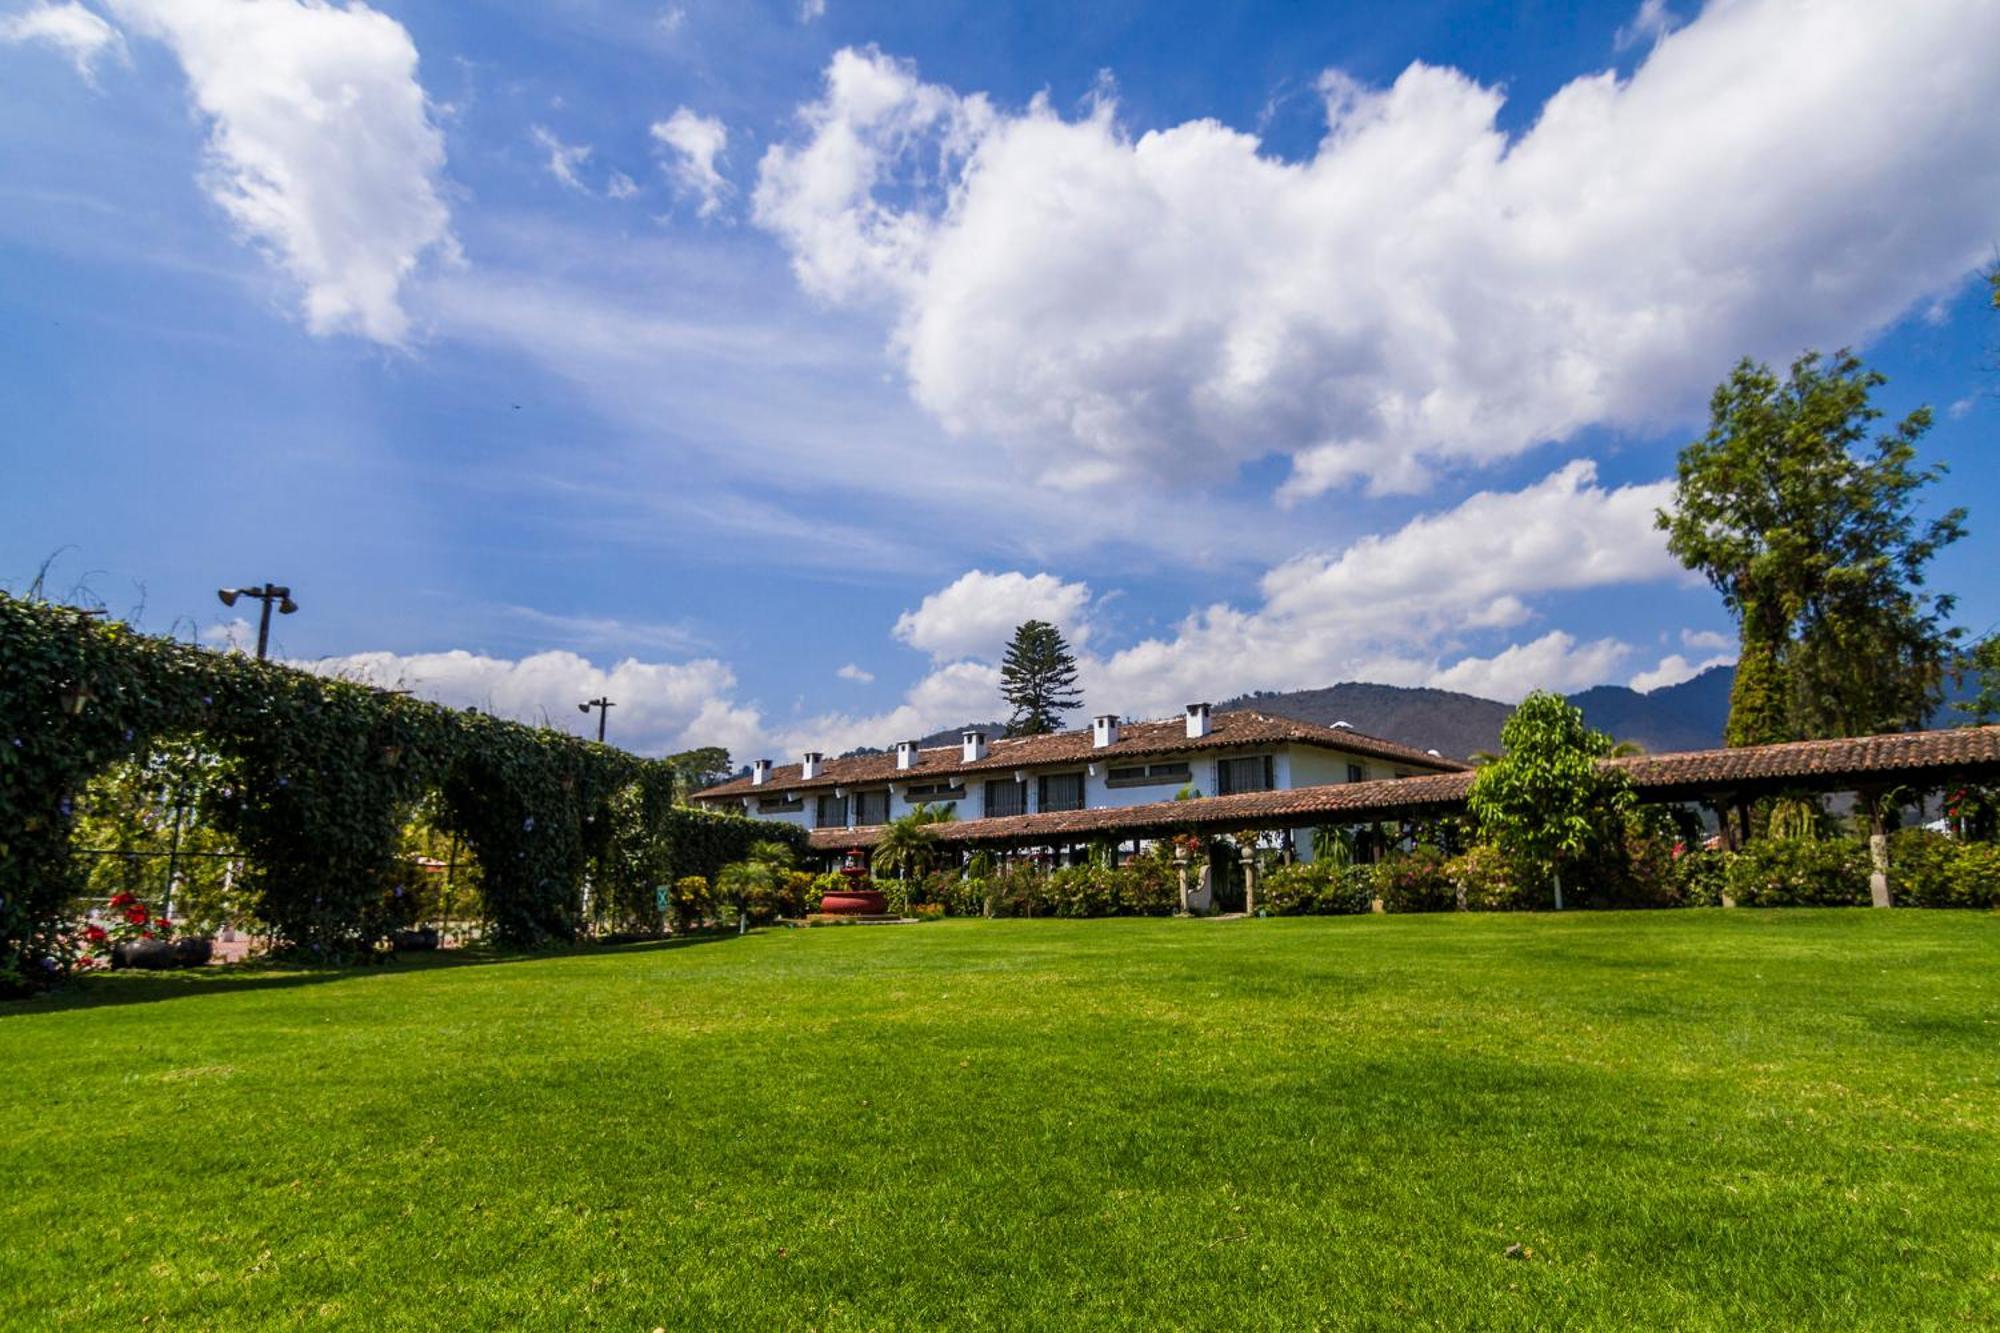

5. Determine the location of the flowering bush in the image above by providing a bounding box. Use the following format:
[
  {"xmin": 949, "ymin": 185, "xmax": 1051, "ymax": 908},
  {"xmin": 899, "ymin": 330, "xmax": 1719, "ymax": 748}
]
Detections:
[
  {"xmin": 1725, "ymin": 837, "xmax": 1871, "ymax": 906},
  {"xmin": 1259, "ymin": 861, "xmax": 1374, "ymax": 915},
  {"xmin": 1887, "ymin": 830, "xmax": 2000, "ymax": 908},
  {"xmin": 1375, "ymin": 848, "xmax": 1456, "ymax": 913}
]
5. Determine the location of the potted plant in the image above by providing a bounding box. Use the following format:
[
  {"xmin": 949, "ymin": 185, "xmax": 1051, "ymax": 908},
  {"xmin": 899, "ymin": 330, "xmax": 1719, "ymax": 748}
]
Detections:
[{"xmin": 100, "ymin": 892, "xmax": 195, "ymax": 969}]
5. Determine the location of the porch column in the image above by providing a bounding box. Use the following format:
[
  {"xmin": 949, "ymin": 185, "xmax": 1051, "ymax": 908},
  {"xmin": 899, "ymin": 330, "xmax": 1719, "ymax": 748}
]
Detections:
[
  {"xmin": 1174, "ymin": 852, "xmax": 1191, "ymax": 916},
  {"xmin": 1860, "ymin": 788, "xmax": 1893, "ymax": 908},
  {"xmin": 1240, "ymin": 845, "xmax": 1257, "ymax": 916}
]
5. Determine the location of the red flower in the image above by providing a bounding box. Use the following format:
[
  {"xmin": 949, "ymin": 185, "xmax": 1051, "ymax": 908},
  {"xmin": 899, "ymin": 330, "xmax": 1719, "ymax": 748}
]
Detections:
[
  {"xmin": 84, "ymin": 925, "xmax": 108, "ymax": 943},
  {"xmin": 109, "ymin": 892, "xmax": 137, "ymax": 908},
  {"xmin": 124, "ymin": 904, "xmax": 149, "ymax": 925}
]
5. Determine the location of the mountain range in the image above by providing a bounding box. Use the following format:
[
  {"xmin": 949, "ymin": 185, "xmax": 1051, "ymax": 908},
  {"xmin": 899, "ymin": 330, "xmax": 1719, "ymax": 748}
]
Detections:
[{"xmin": 904, "ymin": 666, "xmax": 1739, "ymax": 762}]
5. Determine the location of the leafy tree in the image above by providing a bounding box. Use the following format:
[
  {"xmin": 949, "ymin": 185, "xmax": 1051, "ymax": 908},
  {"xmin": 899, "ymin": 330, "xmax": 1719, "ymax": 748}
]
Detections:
[
  {"xmin": 1960, "ymin": 635, "xmax": 2000, "ymax": 726},
  {"xmin": 1467, "ymin": 692, "xmax": 1632, "ymax": 909},
  {"xmin": 664, "ymin": 746, "xmax": 732, "ymax": 802},
  {"xmin": 1656, "ymin": 350, "xmax": 1966, "ymax": 743},
  {"xmin": 871, "ymin": 802, "xmax": 956, "ymax": 881},
  {"xmin": 999, "ymin": 620, "xmax": 1083, "ymax": 736}
]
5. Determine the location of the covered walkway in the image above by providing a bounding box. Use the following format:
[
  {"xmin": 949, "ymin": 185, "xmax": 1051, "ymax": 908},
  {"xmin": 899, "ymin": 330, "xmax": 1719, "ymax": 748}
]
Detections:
[{"xmin": 807, "ymin": 724, "xmax": 2000, "ymax": 854}]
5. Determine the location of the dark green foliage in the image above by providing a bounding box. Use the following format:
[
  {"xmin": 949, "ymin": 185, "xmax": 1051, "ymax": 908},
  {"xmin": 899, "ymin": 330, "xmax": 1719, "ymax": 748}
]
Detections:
[
  {"xmin": 1375, "ymin": 847, "xmax": 1456, "ymax": 913},
  {"xmin": 1886, "ymin": 830, "xmax": 2000, "ymax": 909},
  {"xmin": 1724, "ymin": 837, "xmax": 1872, "ymax": 907},
  {"xmin": 1259, "ymin": 860, "xmax": 1374, "ymax": 915},
  {"xmin": 0, "ymin": 594, "xmax": 800, "ymax": 987},
  {"xmin": 1658, "ymin": 350, "xmax": 1966, "ymax": 743},
  {"xmin": 1674, "ymin": 848, "xmax": 1730, "ymax": 907},
  {"xmin": 998, "ymin": 619, "xmax": 1083, "ymax": 736},
  {"xmin": 663, "ymin": 745, "xmax": 733, "ymax": 800},
  {"xmin": 1959, "ymin": 634, "xmax": 2000, "ymax": 727}
]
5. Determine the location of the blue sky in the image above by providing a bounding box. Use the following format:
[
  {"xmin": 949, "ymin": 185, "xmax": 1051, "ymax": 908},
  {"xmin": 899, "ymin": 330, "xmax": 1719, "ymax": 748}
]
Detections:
[{"xmin": 3, "ymin": 0, "xmax": 1997, "ymax": 760}]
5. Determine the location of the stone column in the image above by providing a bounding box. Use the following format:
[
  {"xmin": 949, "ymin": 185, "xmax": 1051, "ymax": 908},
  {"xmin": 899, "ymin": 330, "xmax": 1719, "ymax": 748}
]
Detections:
[
  {"xmin": 1241, "ymin": 846, "xmax": 1257, "ymax": 916},
  {"xmin": 1861, "ymin": 789, "xmax": 1892, "ymax": 908},
  {"xmin": 1174, "ymin": 852, "xmax": 1191, "ymax": 916}
]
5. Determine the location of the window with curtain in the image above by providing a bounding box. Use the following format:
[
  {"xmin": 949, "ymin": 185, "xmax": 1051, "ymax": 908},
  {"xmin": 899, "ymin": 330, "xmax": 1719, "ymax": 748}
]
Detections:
[
  {"xmin": 985, "ymin": 779, "xmax": 1026, "ymax": 818},
  {"xmin": 1216, "ymin": 755, "xmax": 1273, "ymax": 795},
  {"xmin": 1039, "ymin": 772, "xmax": 1085, "ymax": 812},
  {"xmin": 814, "ymin": 794, "xmax": 849, "ymax": 828},
  {"xmin": 854, "ymin": 790, "xmax": 890, "ymax": 825}
]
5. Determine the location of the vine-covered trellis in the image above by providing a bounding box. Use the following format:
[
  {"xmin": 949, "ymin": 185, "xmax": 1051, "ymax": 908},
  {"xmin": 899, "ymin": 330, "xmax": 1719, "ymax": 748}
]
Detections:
[{"xmin": 0, "ymin": 594, "xmax": 803, "ymax": 991}]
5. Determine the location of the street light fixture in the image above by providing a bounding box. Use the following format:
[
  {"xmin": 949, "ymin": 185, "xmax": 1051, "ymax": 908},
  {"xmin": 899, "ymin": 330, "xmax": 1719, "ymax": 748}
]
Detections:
[
  {"xmin": 217, "ymin": 583, "xmax": 298, "ymax": 660},
  {"xmin": 578, "ymin": 696, "xmax": 615, "ymax": 744}
]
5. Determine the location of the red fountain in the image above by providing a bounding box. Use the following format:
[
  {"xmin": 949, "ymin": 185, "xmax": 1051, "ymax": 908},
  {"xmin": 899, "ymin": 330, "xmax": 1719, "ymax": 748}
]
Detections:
[{"xmin": 817, "ymin": 847, "xmax": 888, "ymax": 916}]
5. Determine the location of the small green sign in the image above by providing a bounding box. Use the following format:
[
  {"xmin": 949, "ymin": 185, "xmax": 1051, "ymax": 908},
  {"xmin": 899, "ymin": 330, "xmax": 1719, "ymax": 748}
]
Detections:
[{"xmin": 654, "ymin": 885, "xmax": 670, "ymax": 912}]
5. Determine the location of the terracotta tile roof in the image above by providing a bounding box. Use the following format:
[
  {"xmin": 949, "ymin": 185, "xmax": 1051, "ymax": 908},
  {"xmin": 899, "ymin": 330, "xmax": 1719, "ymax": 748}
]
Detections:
[
  {"xmin": 693, "ymin": 709, "xmax": 1466, "ymax": 802},
  {"xmin": 802, "ymin": 724, "xmax": 2000, "ymax": 853}
]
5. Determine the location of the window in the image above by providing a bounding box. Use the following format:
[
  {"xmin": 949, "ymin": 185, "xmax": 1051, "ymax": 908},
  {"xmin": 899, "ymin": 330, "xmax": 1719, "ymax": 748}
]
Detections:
[
  {"xmin": 814, "ymin": 794, "xmax": 849, "ymax": 829},
  {"xmin": 985, "ymin": 779, "xmax": 1026, "ymax": 818},
  {"xmin": 757, "ymin": 795, "xmax": 803, "ymax": 814},
  {"xmin": 1105, "ymin": 761, "xmax": 1192, "ymax": 789},
  {"xmin": 854, "ymin": 790, "xmax": 890, "ymax": 826},
  {"xmin": 905, "ymin": 781, "xmax": 966, "ymax": 801},
  {"xmin": 1216, "ymin": 755, "xmax": 1274, "ymax": 795},
  {"xmin": 1039, "ymin": 772, "xmax": 1085, "ymax": 813},
  {"xmin": 1346, "ymin": 762, "xmax": 1365, "ymax": 784}
]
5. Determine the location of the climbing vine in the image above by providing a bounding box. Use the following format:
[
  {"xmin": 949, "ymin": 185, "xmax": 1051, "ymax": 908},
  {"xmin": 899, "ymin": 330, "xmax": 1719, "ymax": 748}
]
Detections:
[{"xmin": 0, "ymin": 593, "xmax": 780, "ymax": 991}]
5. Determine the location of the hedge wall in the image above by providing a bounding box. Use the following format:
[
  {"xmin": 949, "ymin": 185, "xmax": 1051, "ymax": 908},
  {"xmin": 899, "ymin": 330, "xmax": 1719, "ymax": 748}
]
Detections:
[{"xmin": 0, "ymin": 594, "xmax": 797, "ymax": 990}]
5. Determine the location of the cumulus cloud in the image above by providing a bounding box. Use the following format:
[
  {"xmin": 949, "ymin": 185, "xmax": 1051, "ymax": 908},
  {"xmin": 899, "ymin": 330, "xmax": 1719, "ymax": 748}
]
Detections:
[
  {"xmin": 95, "ymin": 0, "xmax": 455, "ymax": 344},
  {"xmin": 1614, "ymin": 0, "xmax": 1679, "ymax": 52},
  {"xmin": 1630, "ymin": 631, "xmax": 1736, "ymax": 693},
  {"xmin": 1433, "ymin": 632, "xmax": 1632, "ymax": 702},
  {"xmin": 756, "ymin": 7, "xmax": 2000, "ymax": 496},
  {"xmin": 304, "ymin": 647, "xmax": 767, "ymax": 759},
  {"xmin": 891, "ymin": 569, "xmax": 1093, "ymax": 662},
  {"xmin": 836, "ymin": 662, "xmax": 874, "ymax": 684},
  {"xmin": 652, "ymin": 106, "xmax": 731, "ymax": 219},
  {"xmin": 1, "ymin": 1, "xmax": 124, "ymax": 81}
]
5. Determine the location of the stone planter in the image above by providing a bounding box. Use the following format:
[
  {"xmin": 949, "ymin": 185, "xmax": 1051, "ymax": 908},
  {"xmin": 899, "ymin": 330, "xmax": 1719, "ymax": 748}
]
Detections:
[
  {"xmin": 391, "ymin": 927, "xmax": 440, "ymax": 952},
  {"xmin": 111, "ymin": 936, "xmax": 212, "ymax": 970}
]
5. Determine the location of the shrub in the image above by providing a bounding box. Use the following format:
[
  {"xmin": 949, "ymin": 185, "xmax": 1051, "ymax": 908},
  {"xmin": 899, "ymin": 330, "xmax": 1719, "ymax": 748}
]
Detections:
[
  {"xmin": 1725, "ymin": 837, "xmax": 1872, "ymax": 907},
  {"xmin": 1674, "ymin": 849, "xmax": 1729, "ymax": 907},
  {"xmin": 1446, "ymin": 844, "xmax": 1542, "ymax": 912},
  {"xmin": 669, "ymin": 875, "xmax": 713, "ymax": 932},
  {"xmin": 1888, "ymin": 830, "xmax": 2000, "ymax": 908},
  {"xmin": 1375, "ymin": 848, "xmax": 1455, "ymax": 913},
  {"xmin": 1259, "ymin": 861, "xmax": 1373, "ymax": 915}
]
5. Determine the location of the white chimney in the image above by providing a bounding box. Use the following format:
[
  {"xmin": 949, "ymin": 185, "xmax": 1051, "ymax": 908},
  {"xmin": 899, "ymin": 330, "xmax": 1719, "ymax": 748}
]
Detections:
[
  {"xmin": 1185, "ymin": 702, "xmax": 1212, "ymax": 739},
  {"xmin": 1332, "ymin": 720, "xmax": 1354, "ymax": 730},
  {"xmin": 896, "ymin": 739, "xmax": 920, "ymax": 770},
  {"xmin": 1092, "ymin": 713, "xmax": 1120, "ymax": 748},
  {"xmin": 962, "ymin": 729, "xmax": 988, "ymax": 763},
  {"xmin": 801, "ymin": 751, "xmax": 823, "ymax": 780},
  {"xmin": 751, "ymin": 758, "xmax": 772, "ymax": 786}
]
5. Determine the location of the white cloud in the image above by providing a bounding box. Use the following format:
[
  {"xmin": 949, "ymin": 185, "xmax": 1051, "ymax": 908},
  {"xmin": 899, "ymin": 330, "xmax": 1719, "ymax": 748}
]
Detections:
[
  {"xmin": 1433, "ymin": 632, "xmax": 1632, "ymax": 702},
  {"xmin": 606, "ymin": 170, "xmax": 639, "ymax": 200},
  {"xmin": 100, "ymin": 0, "xmax": 456, "ymax": 345},
  {"xmin": 303, "ymin": 647, "xmax": 767, "ymax": 760},
  {"xmin": 1630, "ymin": 646, "xmax": 1735, "ymax": 693},
  {"xmin": 651, "ymin": 106, "xmax": 731, "ymax": 219},
  {"xmin": 1, "ymin": 1, "xmax": 124, "ymax": 81},
  {"xmin": 798, "ymin": 0, "xmax": 825, "ymax": 21},
  {"xmin": 656, "ymin": 5, "xmax": 685, "ymax": 36},
  {"xmin": 1680, "ymin": 627, "xmax": 1732, "ymax": 653},
  {"xmin": 531, "ymin": 124, "xmax": 593, "ymax": 193},
  {"xmin": 757, "ymin": 9, "xmax": 2000, "ymax": 497},
  {"xmin": 892, "ymin": 569, "xmax": 1093, "ymax": 662},
  {"xmin": 779, "ymin": 660, "xmax": 1000, "ymax": 758},
  {"xmin": 1614, "ymin": 0, "xmax": 1679, "ymax": 52},
  {"xmin": 836, "ymin": 662, "xmax": 874, "ymax": 684}
]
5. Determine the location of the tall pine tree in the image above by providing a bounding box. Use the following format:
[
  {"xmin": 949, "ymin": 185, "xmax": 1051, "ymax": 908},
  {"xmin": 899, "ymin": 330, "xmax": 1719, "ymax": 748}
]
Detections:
[{"xmin": 999, "ymin": 620, "xmax": 1083, "ymax": 736}]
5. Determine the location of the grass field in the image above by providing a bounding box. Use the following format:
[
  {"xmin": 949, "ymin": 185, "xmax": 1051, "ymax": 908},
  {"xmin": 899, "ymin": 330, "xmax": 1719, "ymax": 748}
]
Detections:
[{"xmin": 4, "ymin": 913, "xmax": 1998, "ymax": 1329}]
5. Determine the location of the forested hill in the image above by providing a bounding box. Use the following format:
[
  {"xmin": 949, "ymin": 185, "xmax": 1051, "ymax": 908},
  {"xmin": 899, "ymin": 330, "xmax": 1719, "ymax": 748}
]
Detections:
[{"xmin": 903, "ymin": 666, "xmax": 1738, "ymax": 763}]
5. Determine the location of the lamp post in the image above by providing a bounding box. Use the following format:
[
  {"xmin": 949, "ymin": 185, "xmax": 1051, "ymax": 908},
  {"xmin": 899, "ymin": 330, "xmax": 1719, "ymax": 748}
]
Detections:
[
  {"xmin": 216, "ymin": 583, "xmax": 297, "ymax": 660},
  {"xmin": 578, "ymin": 696, "xmax": 614, "ymax": 744}
]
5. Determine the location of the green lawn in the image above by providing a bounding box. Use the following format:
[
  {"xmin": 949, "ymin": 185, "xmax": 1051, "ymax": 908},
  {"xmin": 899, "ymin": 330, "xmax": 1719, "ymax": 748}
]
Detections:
[{"xmin": 4, "ymin": 914, "xmax": 1998, "ymax": 1329}]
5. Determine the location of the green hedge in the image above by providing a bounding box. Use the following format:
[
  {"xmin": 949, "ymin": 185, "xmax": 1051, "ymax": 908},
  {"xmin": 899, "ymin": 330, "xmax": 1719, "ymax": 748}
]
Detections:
[
  {"xmin": 0, "ymin": 594, "xmax": 797, "ymax": 990},
  {"xmin": 1887, "ymin": 829, "xmax": 2000, "ymax": 908},
  {"xmin": 1259, "ymin": 861, "xmax": 1374, "ymax": 915},
  {"xmin": 1724, "ymin": 837, "xmax": 1873, "ymax": 907}
]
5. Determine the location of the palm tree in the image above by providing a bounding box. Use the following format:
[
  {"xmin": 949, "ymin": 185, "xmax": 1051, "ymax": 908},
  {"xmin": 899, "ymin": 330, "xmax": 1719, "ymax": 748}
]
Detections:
[{"xmin": 871, "ymin": 803, "xmax": 957, "ymax": 881}]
